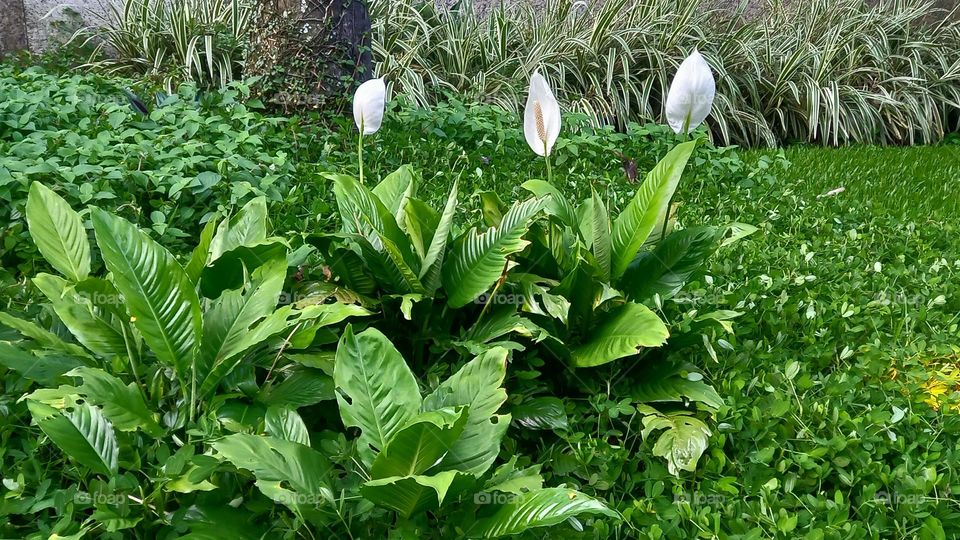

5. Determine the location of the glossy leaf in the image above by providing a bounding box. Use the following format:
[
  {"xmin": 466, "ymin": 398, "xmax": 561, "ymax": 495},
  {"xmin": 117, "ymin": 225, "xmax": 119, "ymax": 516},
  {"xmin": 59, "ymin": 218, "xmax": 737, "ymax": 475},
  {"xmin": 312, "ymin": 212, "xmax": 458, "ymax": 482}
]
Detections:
[
  {"xmin": 66, "ymin": 367, "xmax": 163, "ymax": 436},
  {"xmin": 27, "ymin": 399, "xmax": 119, "ymax": 477},
  {"xmin": 443, "ymin": 197, "xmax": 546, "ymax": 308},
  {"xmin": 31, "ymin": 273, "xmax": 127, "ymax": 359},
  {"xmin": 91, "ymin": 208, "xmax": 202, "ymax": 378},
  {"xmin": 571, "ymin": 302, "xmax": 669, "ymax": 367},
  {"xmin": 423, "ymin": 348, "xmax": 510, "ymax": 475},
  {"xmin": 370, "ymin": 407, "xmax": 468, "ymax": 479},
  {"xmin": 611, "ymin": 141, "xmax": 696, "ymax": 278},
  {"xmin": 467, "ymin": 488, "xmax": 618, "ymax": 538},
  {"xmin": 26, "ymin": 182, "xmax": 91, "ymax": 282},
  {"xmin": 334, "ymin": 326, "xmax": 421, "ymax": 468}
]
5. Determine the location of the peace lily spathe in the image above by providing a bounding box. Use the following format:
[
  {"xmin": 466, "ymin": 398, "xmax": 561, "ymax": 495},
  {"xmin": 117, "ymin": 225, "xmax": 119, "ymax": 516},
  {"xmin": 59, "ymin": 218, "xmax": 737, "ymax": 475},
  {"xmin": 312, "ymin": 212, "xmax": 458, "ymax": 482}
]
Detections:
[
  {"xmin": 524, "ymin": 73, "xmax": 561, "ymax": 157},
  {"xmin": 353, "ymin": 77, "xmax": 386, "ymax": 135},
  {"xmin": 665, "ymin": 50, "xmax": 716, "ymax": 134}
]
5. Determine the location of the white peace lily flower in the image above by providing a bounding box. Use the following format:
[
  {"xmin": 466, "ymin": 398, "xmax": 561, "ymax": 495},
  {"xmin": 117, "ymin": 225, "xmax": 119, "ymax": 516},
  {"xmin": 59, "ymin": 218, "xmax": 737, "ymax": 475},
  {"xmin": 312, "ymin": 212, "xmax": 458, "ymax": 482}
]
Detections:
[
  {"xmin": 665, "ymin": 49, "xmax": 716, "ymax": 134},
  {"xmin": 353, "ymin": 77, "xmax": 386, "ymax": 135},
  {"xmin": 524, "ymin": 72, "xmax": 561, "ymax": 157}
]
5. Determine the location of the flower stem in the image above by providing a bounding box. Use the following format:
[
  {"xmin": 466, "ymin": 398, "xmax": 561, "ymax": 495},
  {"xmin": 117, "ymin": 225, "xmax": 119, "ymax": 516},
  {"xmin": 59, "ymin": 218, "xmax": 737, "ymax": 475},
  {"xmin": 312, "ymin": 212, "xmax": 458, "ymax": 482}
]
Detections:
[
  {"xmin": 358, "ymin": 131, "xmax": 365, "ymax": 184},
  {"xmin": 544, "ymin": 144, "xmax": 553, "ymax": 184}
]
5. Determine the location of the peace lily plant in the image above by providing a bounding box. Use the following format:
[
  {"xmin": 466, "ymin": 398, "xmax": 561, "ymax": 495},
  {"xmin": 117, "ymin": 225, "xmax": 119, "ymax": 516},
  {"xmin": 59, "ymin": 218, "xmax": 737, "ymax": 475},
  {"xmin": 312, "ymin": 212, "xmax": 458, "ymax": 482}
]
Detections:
[
  {"xmin": 353, "ymin": 77, "xmax": 386, "ymax": 183},
  {"xmin": 665, "ymin": 49, "xmax": 716, "ymax": 136},
  {"xmin": 524, "ymin": 72, "xmax": 561, "ymax": 183}
]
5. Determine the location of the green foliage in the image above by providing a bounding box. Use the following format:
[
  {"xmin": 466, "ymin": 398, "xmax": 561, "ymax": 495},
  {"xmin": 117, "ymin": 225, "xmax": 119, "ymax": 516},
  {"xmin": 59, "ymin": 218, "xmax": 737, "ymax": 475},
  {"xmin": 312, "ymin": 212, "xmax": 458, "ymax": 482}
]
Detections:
[
  {"xmin": 76, "ymin": 0, "xmax": 250, "ymax": 89},
  {"xmin": 374, "ymin": 0, "xmax": 960, "ymax": 146}
]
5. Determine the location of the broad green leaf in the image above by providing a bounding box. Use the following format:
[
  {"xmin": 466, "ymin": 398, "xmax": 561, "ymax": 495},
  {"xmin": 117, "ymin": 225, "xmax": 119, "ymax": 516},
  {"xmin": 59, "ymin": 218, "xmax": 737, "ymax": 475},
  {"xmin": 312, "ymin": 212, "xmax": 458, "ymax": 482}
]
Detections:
[
  {"xmin": 370, "ymin": 407, "xmax": 468, "ymax": 479},
  {"xmin": 66, "ymin": 367, "xmax": 163, "ymax": 436},
  {"xmin": 611, "ymin": 141, "xmax": 696, "ymax": 278},
  {"xmin": 200, "ymin": 240, "xmax": 289, "ymax": 299},
  {"xmin": 511, "ymin": 397, "xmax": 568, "ymax": 431},
  {"xmin": 334, "ymin": 326, "xmax": 421, "ymax": 468},
  {"xmin": 571, "ymin": 302, "xmax": 669, "ymax": 367},
  {"xmin": 373, "ymin": 164, "xmax": 417, "ymax": 225},
  {"xmin": 404, "ymin": 198, "xmax": 440, "ymax": 259},
  {"xmin": 361, "ymin": 470, "xmax": 470, "ymax": 518},
  {"xmin": 259, "ymin": 368, "xmax": 335, "ymax": 409},
  {"xmin": 197, "ymin": 258, "xmax": 285, "ymax": 396},
  {"xmin": 91, "ymin": 208, "xmax": 202, "ymax": 378},
  {"xmin": 32, "ymin": 273, "xmax": 127, "ymax": 359},
  {"xmin": 213, "ymin": 434, "xmax": 331, "ymax": 509},
  {"xmin": 590, "ymin": 189, "xmax": 612, "ymax": 281},
  {"xmin": 418, "ymin": 179, "xmax": 458, "ymax": 294},
  {"xmin": 640, "ymin": 409, "xmax": 712, "ymax": 476},
  {"xmin": 265, "ymin": 406, "xmax": 310, "ymax": 446},
  {"xmin": 467, "ymin": 488, "xmax": 618, "ymax": 538},
  {"xmin": 26, "ymin": 182, "xmax": 90, "ymax": 282},
  {"xmin": 0, "ymin": 342, "xmax": 84, "ymax": 385},
  {"xmin": 443, "ymin": 197, "xmax": 546, "ymax": 308},
  {"xmin": 209, "ymin": 197, "xmax": 268, "ymax": 261},
  {"xmin": 620, "ymin": 226, "xmax": 720, "ymax": 302},
  {"xmin": 186, "ymin": 216, "xmax": 219, "ymax": 284},
  {"xmin": 27, "ymin": 399, "xmax": 119, "ymax": 477},
  {"xmin": 423, "ymin": 348, "xmax": 510, "ymax": 475},
  {"xmin": 521, "ymin": 180, "xmax": 578, "ymax": 227},
  {"xmin": 631, "ymin": 361, "xmax": 724, "ymax": 410},
  {"xmin": 0, "ymin": 312, "xmax": 93, "ymax": 361},
  {"xmin": 334, "ymin": 175, "xmax": 424, "ymax": 293}
]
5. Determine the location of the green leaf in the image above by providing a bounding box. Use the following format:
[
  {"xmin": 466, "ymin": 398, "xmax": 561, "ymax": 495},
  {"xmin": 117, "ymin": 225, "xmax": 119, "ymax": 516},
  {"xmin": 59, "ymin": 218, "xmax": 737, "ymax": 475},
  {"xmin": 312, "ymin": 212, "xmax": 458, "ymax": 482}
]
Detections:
[
  {"xmin": 611, "ymin": 141, "xmax": 696, "ymax": 278},
  {"xmin": 571, "ymin": 302, "xmax": 669, "ymax": 367},
  {"xmin": 27, "ymin": 399, "xmax": 119, "ymax": 477},
  {"xmin": 66, "ymin": 367, "xmax": 163, "ymax": 436},
  {"xmin": 264, "ymin": 406, "xmax": 310, "ymax": 446},
  {"xmin": 404, "ymin": 198, "xmax": 440, "ymax": 260},
  {"xmin": 91, "ymin": 208, "xmax": 202, "ymax": 379},
  {"xmin": 370, "ymin": 407, "xmax": 468, "ymax": 479},
  {"xmin": 333, "ymin": 175, "xmax": 424, "ymax": 293},
  {"xmin": 418, "ymin": 179, "xmax": 459, "ymax": 294},
  {"xmin": 334, "ymin": 326, "xmax": 421, "ymax": 468},
  {"xmin": 213, "ymin": 434, "xmax": 331, "ymax": 509},
  {"xmin": 521, "ymin": 180, "xmax": 578, "ymax": 227},
  {"xmin": 443, "ymin": 197, "xmax": 546, "ymax": 308},
  {"xmin": 640, "ymin": 409, "xmax": 712, "ymax": 476},
  {"xmin": 631, "ymin": 362, "xmax": 724, "ymax": 410},
  {"xmin": 511, "ymin": 397, "xmax": 568, "ymax": 431},
  {"xmin": 209, "ymin": 197, "xmax": 268, "ymax": 261},
  {"xmin": 373, "ymin": 164, "xmax": 417, "ymax": 225},
  {"xmin": 0, "ymin": 312, "xmax": 93, "ymax": 360},
  {"xmin": 620, "ymin": 226, "xmax": 720, "ymax": 302},
  {"xmin": 26, "ymin": 182, "xmax": 91, "ymax": 282},
  {"xmin": 467, "ymin": 488, "xmax": 618, "ymax": 538},
  {"xmin": 186, "ymin": 216, "xmax": 219, "ymax": 284},
  {"xmin": 31, "ymin": 273, "xmax": 127, "ymax": 359},
  {"xmin": 197, "ymin": 258, "xmax": 285, "ymax": 396},
  {"xmin": 361, "ymin": 470, "xmax": 470, "ymax": 518},
  {"xmin": 589, "ymin": 189, "xmax": 612, "ymax": 281},
  {"xmin": 423, "ymin": 348, "xmax": 510, "ymax": 475},
  {"xmin": 0, "ymin": 342, "xmax": 84, "ymax": 385},
  {"xmin": 259, "ymin": 368, "xmax": 335, "ymax": 409}
]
